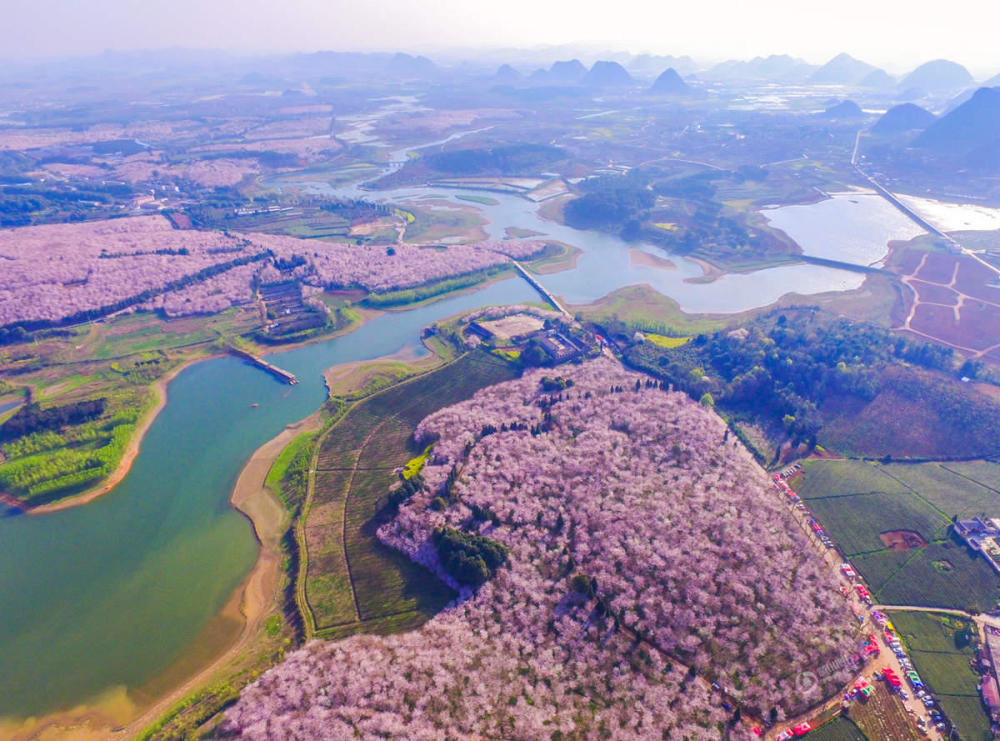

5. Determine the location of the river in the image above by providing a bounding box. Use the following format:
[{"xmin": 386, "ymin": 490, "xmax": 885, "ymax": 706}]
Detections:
[
  {"xmin": 0, "ymin": 121, "xmax": 921, "ymax": 722},
  {"xmin": 0, "ymin": 279, "xmax": 536, "ymax": 721}
]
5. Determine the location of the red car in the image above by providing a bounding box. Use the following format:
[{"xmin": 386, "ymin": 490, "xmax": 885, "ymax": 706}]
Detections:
[{"xmin": 793, "ymin": 722, "xmax": 812, "ymax": 736}]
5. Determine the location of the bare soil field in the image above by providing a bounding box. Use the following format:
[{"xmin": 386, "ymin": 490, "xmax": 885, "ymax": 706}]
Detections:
[
  {"xmin": 374, "ymin": 108, "xmax": 519, "ymax": 139},
  {"xmin": 906, "ymin": 280, "xmax": 957, "ymax": 305},
  {"xmin": 895, "ymin": 246, "xmax": 1000, "ymax": 359},
  {"xmin": 476, "ymin": 313, "xmax": 545, "ymax": 340},
  {"xmin": 880, "ymin": 529, "xmax": 928, "ymax": 551}
]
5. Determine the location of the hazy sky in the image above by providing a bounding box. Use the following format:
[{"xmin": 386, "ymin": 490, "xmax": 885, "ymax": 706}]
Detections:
[{"xmin": 5, "ymin": 0, "xmax": 1000, "ymax": 76}]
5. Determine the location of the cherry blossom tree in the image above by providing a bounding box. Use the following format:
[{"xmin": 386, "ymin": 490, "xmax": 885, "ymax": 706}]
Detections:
[{"xmin": 222, "ymin": 359, "xmax": 856, "ymax": 740}]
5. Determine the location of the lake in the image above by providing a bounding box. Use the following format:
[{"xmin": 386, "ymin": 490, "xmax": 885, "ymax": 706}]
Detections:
[
  {"xmin": 0, "ymin": 278, "xmax": 536, "ymax": 720},
  {"xmin": 763, "ymin": 192, "xmax": 925, "ymax": 267},
  {"xmin": 896, "ymin": 193, "xmax": 1000, "ymax": 232}
]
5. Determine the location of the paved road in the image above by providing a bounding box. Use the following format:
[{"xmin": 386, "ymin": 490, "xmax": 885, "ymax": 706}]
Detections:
[
  {"xmin": 852, "ymin": 129, "xmax": 1000, "ymax": 282},
  {"xmin": 766, "ymin": 472, "xmax": 947, "ymax": 740}
]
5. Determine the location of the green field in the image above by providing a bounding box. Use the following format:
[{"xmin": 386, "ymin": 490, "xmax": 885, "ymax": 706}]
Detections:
[
  {"xmin": 872, "ymin": 543, "xmax": 1000, "ymax": 611},
  {"xmin": 572, "ymin": 284, "xmax": 728, "ymax": 337},
  {"xmin": 796, "ymin": 460, "xmax": 909, "ymax": 500},
  {"xmin": 807, "ymin": 716, "xmax": 869, "ymax": 741},
  {"xmin": 362, "ymin": 265, "xmax": 511, "ymax": 308},
  {"xmin": 881, "ymin": 463, "xmax": 1000, "ymax": 520},
  {"xmin": 799, "ymin": 459, "xmax": 1000, "ymax": 611},
  {"xmin": 809, "ymin": 491, "xmax": 949, "ymax": 555},
  {"xmin": 303, "ymin": 350, "xmax": 519, "ymax": 635},
  {"xmin": 0, "ymin": 387, "xmax": 153, "ymax": 504},
  {"xmin": 265, "ymin": 431, "xmax": 315, "ymax": 515},
  {"xmin": 455, "ymin": 194, "xmax": 500, "ymax": 206},
  {"xmin": 889, "ymin": 611, "xmax": 992, "ymax": 741}
]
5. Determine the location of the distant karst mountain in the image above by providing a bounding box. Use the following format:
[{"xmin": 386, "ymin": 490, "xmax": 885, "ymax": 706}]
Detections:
[
  {"xmin": 914, "ymin": 86, "xmax": 1000, "ymax": 161},
  {"xmin": 628, "ymin": 54, "xmax": 698, "ymax": 77},
  {"xmin": 822, "ymin": 99, "xmax": 865, "ymax": 119},
  {"xmin": 547, "ymin": 59, "xmax": 587, "ymax": 83},
  {"xmin": 859, "ymin": 68, "xmax": 896, "ymax": 89},
  {"xmin": 809, "ymin": 53, "xmax": 882, "ymax": 85},
  {"xmin": 871, "ymin": 103, "xmax": 936, "ymax": 135},
  {"xmin": 649, "ymin": 67, "xmax": 690, "ymax": 95},
  {"xmin": 583, "ymin": 60, "xmax": 633, "ymax": 87},
  {"xmin": 900, "ymin": 59, "xmax": 974, "ymax": 94},
  {"xmin": 386, "ymin": 53, "xmax": 438, "ymax": 78},
  {"xmin": 494, "ymin": 64, "xmax": 521, "ymax": 83},
  {"xmin": 706, "ymin": 54, "xmax": 815, "ymax": 82}
]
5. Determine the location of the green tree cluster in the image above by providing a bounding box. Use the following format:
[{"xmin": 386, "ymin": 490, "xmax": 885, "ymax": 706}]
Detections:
[{"xmin": 432, "ymin": 527, "xmax": 508, "ymax": 586}]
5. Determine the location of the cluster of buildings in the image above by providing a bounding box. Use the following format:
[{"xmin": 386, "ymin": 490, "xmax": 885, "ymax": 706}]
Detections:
[
  {"xmin": 953, "ymin": 517, "xmax": 1000, "ymax": 574},
  {"xmin": 979, "ymin": 627, "xmax": 1000, "ymax": 724},
  {"xmin": 466, "ymin": 312, "xmax": 596, "ymax": 365}
]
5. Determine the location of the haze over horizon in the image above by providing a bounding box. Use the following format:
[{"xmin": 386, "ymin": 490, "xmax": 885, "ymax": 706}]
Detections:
[{"xmin": 4, "ymin": 0, "xmax": 1000, "ymax": 77}]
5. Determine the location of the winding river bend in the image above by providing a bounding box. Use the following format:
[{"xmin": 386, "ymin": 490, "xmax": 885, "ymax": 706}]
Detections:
[
  {"xmin": 0, "ymin": 281, "xmax": 536, "ymax": 720},
  {"xmin": 0, "ymin": 125, "xmax": 927, "ymax": 721}
]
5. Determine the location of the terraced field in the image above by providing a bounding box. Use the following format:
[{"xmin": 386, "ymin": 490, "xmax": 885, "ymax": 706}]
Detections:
[{"xmin": 302, "ymin": 350, "xmax": 519, "ymax": 637}]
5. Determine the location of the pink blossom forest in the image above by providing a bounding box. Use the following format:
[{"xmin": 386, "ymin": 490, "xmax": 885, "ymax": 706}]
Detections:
[
  {"xmin": 223, "ymin": 359, "xmax": 857, "ymax": 740},
  {"xmin": 0, "ymin": 215, "xmax": 547, "ymax": 324}
]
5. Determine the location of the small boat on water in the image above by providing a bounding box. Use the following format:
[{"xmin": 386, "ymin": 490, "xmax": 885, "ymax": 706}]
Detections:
[{"xmin": 250, "ymin": 403, "xmax": 259, "ymax": 408}]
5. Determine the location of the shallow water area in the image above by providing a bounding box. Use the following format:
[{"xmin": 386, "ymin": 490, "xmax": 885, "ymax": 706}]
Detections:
[
  {"xmin": 763, "ymin": 193, "xmax": 925, "ymax": 266},
  {"xmin": 896, "ymin": 194, "xmax": 1000, "ymax": 232}
]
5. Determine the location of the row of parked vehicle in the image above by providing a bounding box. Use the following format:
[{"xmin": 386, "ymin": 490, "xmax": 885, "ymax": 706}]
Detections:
[
  {"xmin": 771, "ymin": 462, "xmax": 949, "ymax": 738},
  {"xmin": 872, "ymin": 611, "xmax": 948, "ymax": 733},
  {"xmin": 771, "ymin": 468, "xmax": 835, "ymax": 550}
]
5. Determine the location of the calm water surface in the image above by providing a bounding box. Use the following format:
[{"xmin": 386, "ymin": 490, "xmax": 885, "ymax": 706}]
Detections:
[
  {"xmin": 763, "ymin": 193, "xmax": 925, "ymax": 266},
  {"xmin": 0, "ymin": 133, "xmax": 921, "ymax": 719},
  {"xmin": 0, "ymin": 279, "xmax": 535, "ymax": 719}
]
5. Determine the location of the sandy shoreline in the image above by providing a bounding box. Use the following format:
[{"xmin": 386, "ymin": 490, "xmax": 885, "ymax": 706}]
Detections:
[
  {"xmin": 683, "ymin": 255, "xmax": 725, "ymax": 283},
  {"xmin": 26, "ymin": 356, "xmax": 212, "ymax": 516},
  {"xmin": 15, "ymin": 301, "xmax": 385, "ymax": 516},
  {"xmin": 628, "ymin": 247, "xmax": 676, "ymax": 271},
  {"xmin": 115, "ymin": 410, "xmax": 323, "ymax": 740},
  {"xmin": 2, "ymin": 340, "xmax": 443, "ymax": 739},
  {"xmin": 121, "ymin": 343, "xmax": 445, "ymax": 737},
  {"xmin": 0, "ymin": 260, "xmax": 503, "ymax": 735},
  {"xmin": 322, "ymin": 344, "xmax": 437, "ymax": 395}
]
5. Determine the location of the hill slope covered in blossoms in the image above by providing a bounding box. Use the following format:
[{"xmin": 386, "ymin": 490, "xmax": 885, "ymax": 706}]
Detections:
[
  {"xmin": 222, "ymin": 359, "xmax": 856, "ymax": 740},
  {"xmin": 0, "ymin": 215, "xmax": 546, "ymax": 325}
]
